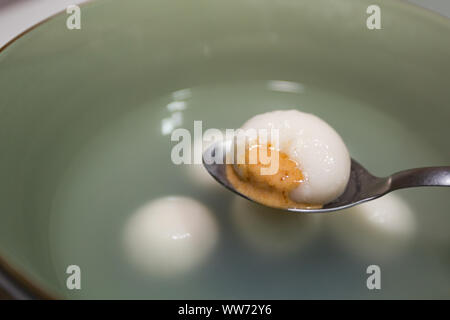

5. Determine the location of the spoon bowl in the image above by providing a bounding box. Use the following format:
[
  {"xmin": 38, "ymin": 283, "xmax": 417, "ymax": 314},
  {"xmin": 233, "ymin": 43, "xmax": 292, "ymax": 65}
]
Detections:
[{"xmin": 203, "ymin": 140, "xmax": 450, "ymax": 213}]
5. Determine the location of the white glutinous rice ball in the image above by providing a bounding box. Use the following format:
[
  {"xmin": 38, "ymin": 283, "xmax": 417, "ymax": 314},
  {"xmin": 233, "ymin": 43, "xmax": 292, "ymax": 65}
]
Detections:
[
  {"xmin": 123, "ymin": 196, "xmax": 218, "ymax": 277},
  {"xmin": 328, "ymin": 193, "xmax": 416, "ymax": 261},
  {"xmin": 239, "ymin": 110, "xmax": 351, "ymax": 205},
  {"xmin": 231, "ymin": 196, "xmax": 321, "ymax": 255}
]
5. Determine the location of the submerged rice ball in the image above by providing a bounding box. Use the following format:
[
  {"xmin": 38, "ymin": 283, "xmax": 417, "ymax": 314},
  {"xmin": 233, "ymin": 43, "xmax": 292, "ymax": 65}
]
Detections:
[
  {"xmin": 328, "ymin": 193, "xmax": 416, "ymax": 261},
  {"xmin": 122, "ymin": 196, "xmax": 218, "ymax": 277}
]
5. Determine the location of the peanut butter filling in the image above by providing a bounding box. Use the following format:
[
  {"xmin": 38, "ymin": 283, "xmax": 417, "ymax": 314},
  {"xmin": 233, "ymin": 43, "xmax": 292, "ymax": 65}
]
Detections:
[{"xmin": 227, "ymin": 144, "xmax": 322, "ymax": 210}]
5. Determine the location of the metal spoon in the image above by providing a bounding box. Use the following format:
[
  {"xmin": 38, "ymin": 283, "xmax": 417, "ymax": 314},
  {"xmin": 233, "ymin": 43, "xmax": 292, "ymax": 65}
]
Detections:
[{"xmin": 202, "ymin": 140, "xmax": 450, "ymax": 213}]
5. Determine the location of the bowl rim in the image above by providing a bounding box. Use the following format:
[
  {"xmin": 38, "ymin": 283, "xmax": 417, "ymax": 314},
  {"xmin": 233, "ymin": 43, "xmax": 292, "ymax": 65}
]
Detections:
[
  {"xmin": 0, "ymin": 0, "xmax": 449, "ymax": 300},
  {"xmin": 0, "ymin": 255, "xmax": 54, "ymax": 299}
]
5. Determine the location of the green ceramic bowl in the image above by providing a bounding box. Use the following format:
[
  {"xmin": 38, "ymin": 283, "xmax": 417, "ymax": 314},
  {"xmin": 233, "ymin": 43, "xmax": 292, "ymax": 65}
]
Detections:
[{"xmin": 0, "ymin": 0, "xmax": 449, "ymax": 299}]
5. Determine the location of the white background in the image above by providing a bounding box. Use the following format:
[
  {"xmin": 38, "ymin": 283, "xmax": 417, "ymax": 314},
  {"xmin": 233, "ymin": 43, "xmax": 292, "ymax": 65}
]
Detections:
[{"xmin": 0, "ymin": 0, "xmax": 87, "ymax": 47}]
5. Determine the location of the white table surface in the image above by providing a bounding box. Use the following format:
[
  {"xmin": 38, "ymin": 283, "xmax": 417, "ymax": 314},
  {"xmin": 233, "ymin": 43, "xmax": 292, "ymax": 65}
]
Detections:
[{"xmin": 0, "ymin": 0, "xmax": 88, "ymax": 47}]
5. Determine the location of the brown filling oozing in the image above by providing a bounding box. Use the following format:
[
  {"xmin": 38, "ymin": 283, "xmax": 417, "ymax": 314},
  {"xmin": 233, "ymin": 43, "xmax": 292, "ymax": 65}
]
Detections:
[{"xmin": 227, "ymin": 144, "xmax": 322, "ymax": 210}]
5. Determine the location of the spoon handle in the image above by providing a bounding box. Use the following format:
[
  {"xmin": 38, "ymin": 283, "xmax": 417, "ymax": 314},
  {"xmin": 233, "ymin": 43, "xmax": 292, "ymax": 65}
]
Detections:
[{"xmin": 389, "ymin": 166, "xmax": 450, "ymax": 191}]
